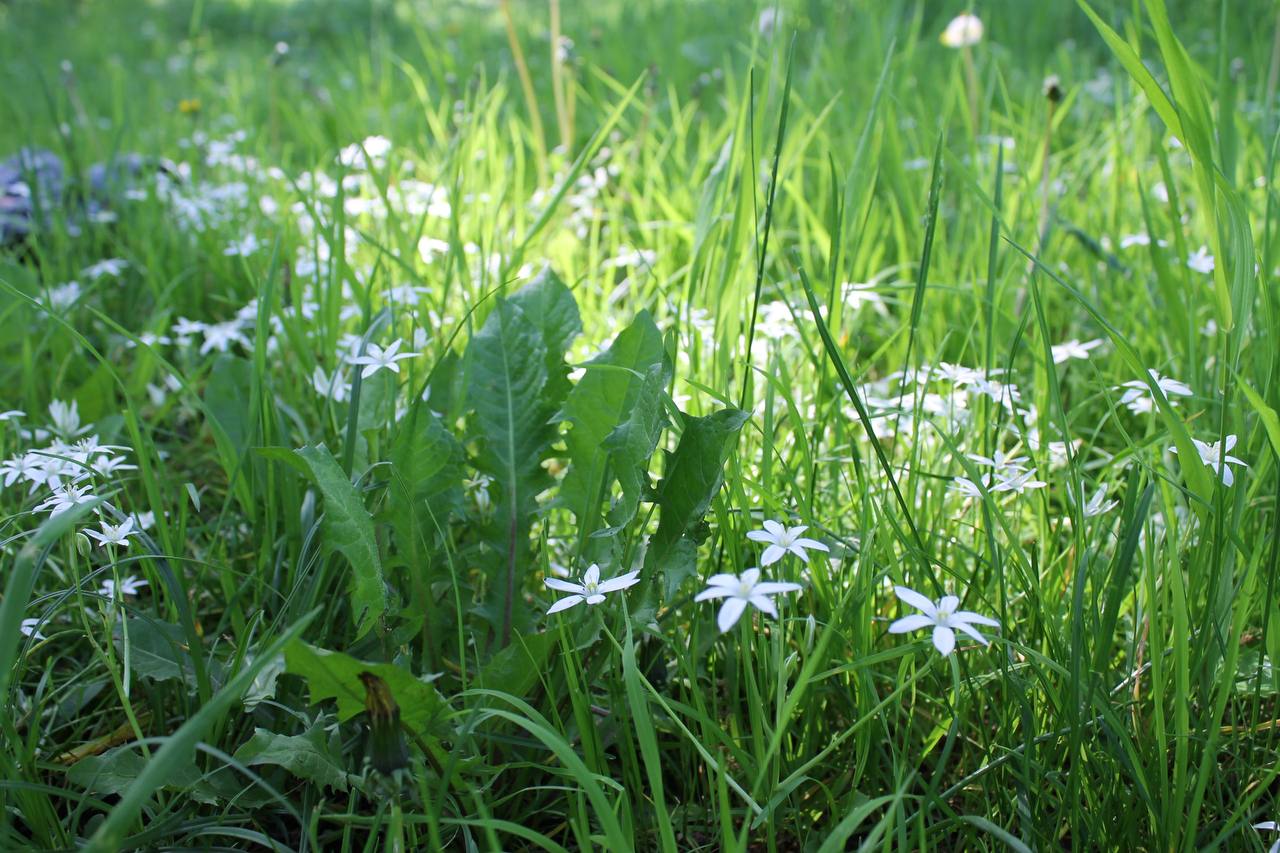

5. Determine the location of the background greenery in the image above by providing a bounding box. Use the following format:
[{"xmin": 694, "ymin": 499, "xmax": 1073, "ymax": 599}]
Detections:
[{"xmin": 2, "ymin": 0, "xmax": 1280, "ymax": 849}]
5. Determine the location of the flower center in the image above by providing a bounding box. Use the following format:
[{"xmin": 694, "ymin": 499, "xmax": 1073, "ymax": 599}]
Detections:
[
  {"xmin": 935, "ymin": 607, "xmax": 953, "ymax": 626},
  {"xmin": 737, "ymin": 580, "xmax": 754, "ymax": 598},
  {"xmin": 584, "ymin": 580, "xmax": 599, "ymax": 595}
]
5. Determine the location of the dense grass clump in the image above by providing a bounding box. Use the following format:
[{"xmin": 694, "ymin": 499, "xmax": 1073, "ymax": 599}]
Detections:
[{"xmin": 3, "ymin": 0, "xmax": 1280, "ymax": 849}]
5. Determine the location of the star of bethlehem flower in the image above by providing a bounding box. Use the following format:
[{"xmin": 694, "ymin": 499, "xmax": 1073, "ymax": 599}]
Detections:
[
  {"xmin": 1117, "ymin": 369, "xmax": 1192, "ymax": 414},
  {"xmin": 1082, "ymin": 483, "xmax": 1118, "ymax": 518},
  {"xmin": 1186, "ymin": 245, "xmax": 1215, "ymax": 274},
  {"xmin": 940, "ymin": 12, "xmax": 983, "ymax": 48},
  {"xmin": 86, "ymin": 516, "xmax": 136, "ymax": 549},
  {"xmin": 747, "ymin": 519, "xmax": 829, "ymax": 565},
  {"xmin": 1051, "ymin": 338, "xmax": 1103, "ymax": 364},
  {"xmin": 966, "ymin": 449, "xmax": 1029, "ymax": 473},
  {"xmin": 346, "ymin": 339, "xmax": 418, "ymax": 378},
  {"xmin": 20, "ymin": 617, "xmax": 45, "ymax": 640},
  {"xmin": 35, "ymin": 483, "xmax": 95, "ymax": 516},
  {"xmin": 544, "ymin": 564, "xmax": 640, "ymax": 613},
  {"xmin": 695, "ymin": 568, "xmax": 802, "ymax": 633},
  {"xmin": 888, "ymin": 585, "xmax": 999, "ymax": 656},
  {"xmin": 1171, "ymin": 434, "xmax": 1247, "ymax": 486},
  {"xmin": 992, "ymin": 468, "xmax": 1048, "ymax": 494},
  {"xmin": 99, "ymin": 575, "xmax": 148, "ymax": 598}
]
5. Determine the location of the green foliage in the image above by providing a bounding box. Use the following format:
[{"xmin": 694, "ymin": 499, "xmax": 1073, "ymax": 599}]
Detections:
[
  {"xmin": 233, "ymin": 725, "xmax": 354, "ymax": 792},
  {"xmin": 466, "ymin": 271, "xmax": 580, "ymax": 644},
  {"xmin": 644, "ymin": 408, "xmax": 749, "ymax": 598},
  {"xmin": 283, "ymin": 641, "xmax": 446, "ymax": 741},
  {"xmin": 6, "ymin": 0, "xmax": 1280, "ymax": 850},
  {"xmin": 111, "ymin": 617, "xmax": 196, "ymax": 685},
  {"xmin": 292, "ymin": 444, "xmax": 388, "ymax": 639},
  {"xmin": 559, "ymin": 309, "xmax": 670, "ymax": 549}
]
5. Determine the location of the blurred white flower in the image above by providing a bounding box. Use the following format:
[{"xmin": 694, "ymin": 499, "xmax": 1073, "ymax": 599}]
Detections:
[
  {"xmin": 992, "ymin": 469, "xmax": 1048, "ymax": 494},
  {"xmin": 82, "ymin": 258, "xmax": 128, "ymax": 280},
  {"xmin": 940, "ymin": 13, "xmax": 983, "ymax": 48},
  {"xmin": 48, "ymin": 399, "xmax": 88, "ymax": 437},
  {"xmin": 99, "ymin": 575, "xmax": 148, "ymax": 598},
  {"xmin": 223, "ymin": 233, "xmax": 262, "ymax": 257},
  {"xmin": 1051, "ymin": 338, "xmax": 1103, "ymax": 364},
  {"xmin": 1082, "ymin": 484, "xmax": 1118, "ymax": 518},
  {"xmin": 1186, "ymin": 246, "xmax": 1215, "ymax": 274}
]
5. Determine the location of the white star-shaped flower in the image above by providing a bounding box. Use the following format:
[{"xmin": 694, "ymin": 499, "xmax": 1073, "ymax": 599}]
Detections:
[
  {"xmin": 1050, "ymin": 338, "xmax": 1103, "ymax": 364},
  {"xmin": 544, "ymin": 564, "xmax": 640, "ymax": 614},
  {"xmin": 1171, "ymin": 434, "xmax": 1247, "ymax": 487},
  {"xmin": 86, "ymin": 516, "xmax": 137, "ymax": 549},
  {"xmin": 99, "ymin": 575, "xmax": 149, "ymax": 598},
  {"xmin": 695, "ymin": 568, "xmax": 802, "ymax": 633},
  {"xmin": 746, "ymin": 519, "xmax": 829, "ymax": 565},
  {"xmin": 887, "ymin": 585, "xmax": 999, "ymax": 656},
  {"xmin": 1186, "ymin": 245, "xmax": 1215, "ymax": 274},
  {"xmin": 346, "ymin": 339, "xmax": 419, "ymax": 379}
]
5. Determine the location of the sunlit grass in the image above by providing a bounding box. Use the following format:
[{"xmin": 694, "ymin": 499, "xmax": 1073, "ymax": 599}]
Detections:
[{"xmin": 2, "ymin": 0, "xmax": 1279, "ymax": 849}]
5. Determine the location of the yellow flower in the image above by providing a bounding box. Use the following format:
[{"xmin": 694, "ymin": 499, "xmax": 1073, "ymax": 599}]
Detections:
[{"xmin": 178, "ymin": 98, "xmax": 202, "ymax": 115}]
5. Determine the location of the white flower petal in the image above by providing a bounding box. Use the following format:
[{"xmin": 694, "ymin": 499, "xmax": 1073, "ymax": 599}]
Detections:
[
  {"xmin": 760, "ymin": 544, "xmax": 786, "ymax": 566},
  {"xmin": 932, "ymin": 625, "xmax": 956, "ymax": 656},
  {"xmin": 752, "ymin": 581, "xmax": 802, "ymax": 596},
  {"xmin": 749, "ymin": 594, "xmax": 778, "ymax": 618},
  {"xmin": 893, "ymin": 585, "xmax": 937, "ymax": 618},
  {"xmin": 953, "ymin": 610, "xmax": 999, "ymax": 628},
  {"xmin": 952, "ymin": 620, "xmax": 990, "ymax": 646},
  {"xmin": 597, "ymin": 571, "xmax": 640, "ymax": 593},
  {"xmin": 888, "ymin": 614, "xmax": 934, "ymax": 633},
  {"xmin": 695, "ymin": 587, "xmax": 734, "ymax": 602},
  {"xmin": 717, "ymin": 597, "xmax": 748, "ymax": 633},
  {"xmin": 544, "ymin": 578, "xmax": 582, "ymax": 593},
  {"xmin": 547, "ymin": 595, "xmax": 584, "ymax": 614}
]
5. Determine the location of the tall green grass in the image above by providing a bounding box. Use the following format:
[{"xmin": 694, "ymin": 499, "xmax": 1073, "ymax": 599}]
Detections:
[{"xmin": 2, "ymin": 0, "xmax": 1279, "ymax": 849}]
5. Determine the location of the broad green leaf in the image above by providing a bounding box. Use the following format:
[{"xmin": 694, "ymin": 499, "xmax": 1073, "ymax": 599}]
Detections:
[
  {"xmin": 204, "ymin": 355, "xmax": 256, "ymax": 509},
  {"xmin": 643, "ymin": 407, "xmax": 749, "ymax": 598},
  {"xmin": 283, "ymin": 640, "xmax": 446, "ymax": 740},
  {"xmin": 113, "ymin": 617, "xmax": 196, "ymax": 685},
  {"xmin": 602, "ymin": 362, "xmax": 670, "ymax": 532},
  {"xmin": 509, "ymin": 267, "xmax": 583, "ymax": 380},
  {"xmin": 67, "ymin": 746, "xmax": 213, "ymax": 804},
  {"xmin": 560, "ymin": 310, "xmax": 668, "ymax": 535},
  {"xmin": 233, "ymin": 726, "xmax": 352, "ymax": 792},
  {"xmin": 293, "ymin": 444, "xmax": 386, "ymax": 639},
  {"xmin": 387, "ymin": 405, "xmax": 463, "ymax": 561},
  {"xmin": 475, "ymin": 631, "xmax": 558, "ymax": 700},
  {"xmin": 467, "ymin": 275, "xmax": 579, "ymax": 645}
]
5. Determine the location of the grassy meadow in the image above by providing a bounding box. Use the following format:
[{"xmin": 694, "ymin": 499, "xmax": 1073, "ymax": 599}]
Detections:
[{"xmin": 3, "ymin": 0, "xmax": 1280, "ymax": 849}]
